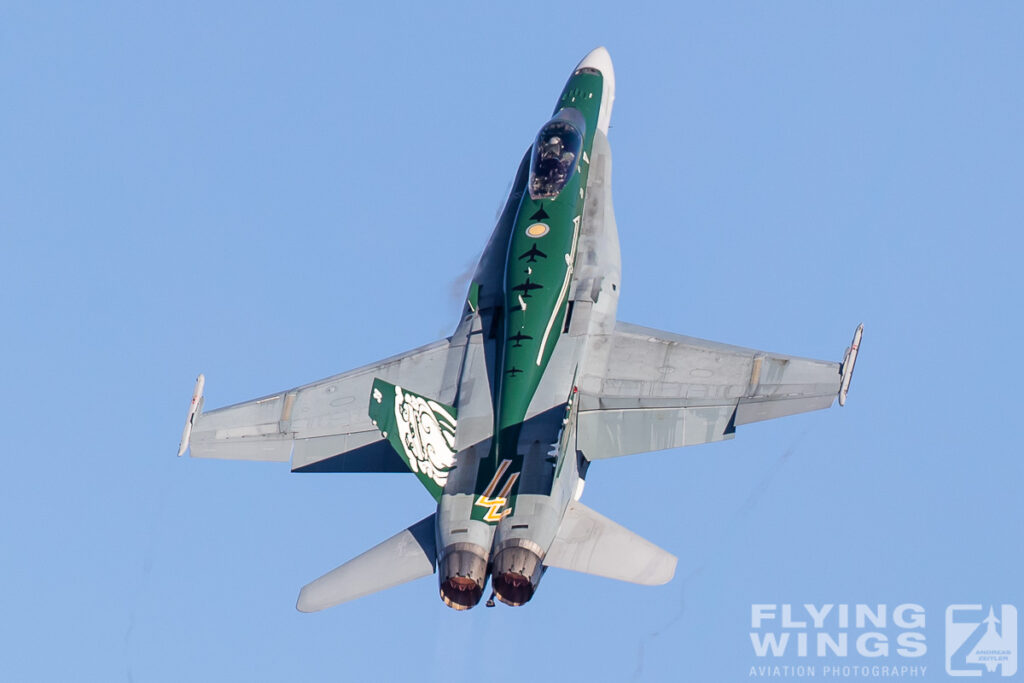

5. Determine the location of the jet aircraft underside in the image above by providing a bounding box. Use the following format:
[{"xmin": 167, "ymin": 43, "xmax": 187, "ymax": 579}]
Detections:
[{"xmin": 178, "ymin": 47, "xmax": 862, "ymax": 611}]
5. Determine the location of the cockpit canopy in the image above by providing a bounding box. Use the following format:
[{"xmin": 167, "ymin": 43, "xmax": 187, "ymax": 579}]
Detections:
[{"xmin": 528, "ymin": 117, "xmax": 584, "ymax": 200}]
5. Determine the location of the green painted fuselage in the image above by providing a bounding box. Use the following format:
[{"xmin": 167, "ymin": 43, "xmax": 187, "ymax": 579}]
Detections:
[{"xmin": 492, "ymin": 70, "xmax": 604, "ymax": 460}]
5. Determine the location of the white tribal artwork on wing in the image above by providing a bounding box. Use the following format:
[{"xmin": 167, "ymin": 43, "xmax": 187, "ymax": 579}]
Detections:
[{"xmin": 393, "ymin": 385, "xmax": 457, "ymax": 487}]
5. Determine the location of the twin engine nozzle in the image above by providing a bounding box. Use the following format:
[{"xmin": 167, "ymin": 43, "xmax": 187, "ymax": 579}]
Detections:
[
  {"xmin": 489, "ymin": 539, "xmax": 546, "ymax": 607},
  {"xmin": 438, "ymin": 540, "xmax": 545, "ymax": 610},
  {"xmin": 439, "ymin": 543, "xmax": 489, "ymax": 610}
]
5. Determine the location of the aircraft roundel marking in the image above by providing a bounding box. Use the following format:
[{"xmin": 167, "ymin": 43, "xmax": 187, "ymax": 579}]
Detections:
[{"xmin": 526, "ymin": 223, "xmax": 549, "ymax": 238}]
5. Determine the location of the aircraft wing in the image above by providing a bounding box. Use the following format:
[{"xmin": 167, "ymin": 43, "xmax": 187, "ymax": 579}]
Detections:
[
  {"xmin": 181, "ymin": 338, "xmax": 462, "ymax": 472},
  {"xmin": 576, "ymin": 321, "xmax": 860, "ymax": 460}
]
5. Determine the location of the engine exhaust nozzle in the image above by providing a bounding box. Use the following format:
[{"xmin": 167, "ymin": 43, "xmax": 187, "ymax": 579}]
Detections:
[
  {"xmin": 490, "ymin": 539, "xmax": 545, "ymax": 607},
  {"xmin": 438, "ymin": 543, "xmax": 489, "ymax": 610}
]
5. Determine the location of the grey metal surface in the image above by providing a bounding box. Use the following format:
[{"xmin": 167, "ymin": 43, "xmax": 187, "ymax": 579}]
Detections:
[
  {"xmin": 295, "ymin": 514, "xmax": 437, "ymax": 612},
  {"xmin": 544, "ymin": 501, "xmax": 676, "ymax": 585},
  {"xmin": 437, "ymin": 542, "xmax": 490, "ymax": 610},
  {"xmin": 490, "ymin": 538, "xmax": 546, "ymax": 606},
  {"xmin": 189, "ymin": 338, "xmax": 461, "ymax": 470},
  {"xmin": 577, "ymin": 405, "xmax": 737, "ymax": 459},
  {"xmin": 576, "ymin": 322, "xmax": 842, "ymax": 460}
]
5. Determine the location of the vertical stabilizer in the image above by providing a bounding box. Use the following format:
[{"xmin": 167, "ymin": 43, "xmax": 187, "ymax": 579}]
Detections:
[{"xmin": 369, "ymin": 379, "xmax": 457, "ymax": 500}]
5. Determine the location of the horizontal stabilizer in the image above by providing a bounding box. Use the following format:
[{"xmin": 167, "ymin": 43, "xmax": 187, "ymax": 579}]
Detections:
[
  {"xmin": 544, "ymin": 502, "xmax": 676, "ymax": 585},
  {"xmin": 296, "ymin": 514, "xmax": 436, "ymax": 612}
]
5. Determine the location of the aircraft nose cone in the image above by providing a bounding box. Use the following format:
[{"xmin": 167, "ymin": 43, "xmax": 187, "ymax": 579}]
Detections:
[
  {"xmin": 575, "ymin": 46, "xmax": 615, "ymax": 135},
  {"xmin": 577, "ymin": 46, "xmax": 614, "ymax": 78}
]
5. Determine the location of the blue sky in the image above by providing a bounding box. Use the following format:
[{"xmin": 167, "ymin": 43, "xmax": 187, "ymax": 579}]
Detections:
[{"xmin": 2, "ymin": 2, "xmax": 1022, "ymax": 681}]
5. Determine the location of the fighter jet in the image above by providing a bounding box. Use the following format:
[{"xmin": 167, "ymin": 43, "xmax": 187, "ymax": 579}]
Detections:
[{"xmin": 178, "ymin": 47, "xmax": 862, "ymax": 611}]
